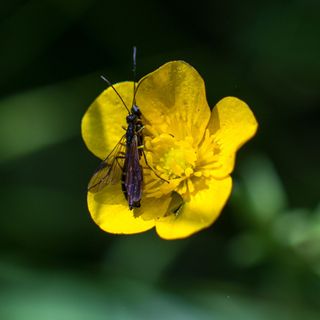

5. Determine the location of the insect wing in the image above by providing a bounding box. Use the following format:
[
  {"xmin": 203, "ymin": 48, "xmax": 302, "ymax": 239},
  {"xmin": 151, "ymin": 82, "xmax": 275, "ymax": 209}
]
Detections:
[
  {"xmin": 88, "ymin": 135, "xmax": 126, "ymax": 193},
  {"xmin": 125, "ymin": 135, "xmax": 143, "ymax": 208}
]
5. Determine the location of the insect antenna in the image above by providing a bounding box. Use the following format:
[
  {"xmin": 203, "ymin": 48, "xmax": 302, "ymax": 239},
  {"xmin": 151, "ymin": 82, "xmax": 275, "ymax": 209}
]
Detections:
[
  {"xmin": 130, "ymin": 46, "xmax": 149, "ymax": 107},
  {"xmin": 100, "ymin": 75, "xmax": 130, "ymax": 114},
  {"xmin": 132, "ymin": 46, "xmax": 137, "ymax": 106}
]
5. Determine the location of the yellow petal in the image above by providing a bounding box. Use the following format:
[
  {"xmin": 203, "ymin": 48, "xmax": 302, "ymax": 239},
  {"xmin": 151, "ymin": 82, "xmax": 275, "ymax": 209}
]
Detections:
[
  {"xmin": 207, "ymin": 97, "xmax": 258, "ymax": 178},
  {"xmin": 155, "ymin": 177, "xmax": 232, "ymax": 239},
  {"xmin": 88, "ymin": 184, "xmax": 155, "ymax": 234},
  {"xmin": 81, "ymin": 82, "xmax": 134, "ymax": 160},
  {"xmin": 136, "ymin": 61, "xmax": 210, "ymax": 146},
  {"xmin": 134, "ymin": 194, "xmax": 172, "ymax": 220}
]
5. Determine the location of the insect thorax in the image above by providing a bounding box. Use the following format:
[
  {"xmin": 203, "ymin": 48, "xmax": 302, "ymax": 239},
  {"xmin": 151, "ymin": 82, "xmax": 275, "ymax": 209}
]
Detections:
[
  {"xmin": 131, "ymin": 104, "xmax": 141, "ymax": 116},
  {"xmin": 126, "ymin": 105, "xmax": 142, "ymax": 127}
]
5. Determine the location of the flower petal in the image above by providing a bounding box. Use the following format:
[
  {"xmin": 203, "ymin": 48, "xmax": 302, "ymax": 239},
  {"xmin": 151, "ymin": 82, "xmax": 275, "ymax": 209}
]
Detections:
[
  {"xmin": 81, "ymin": 82, "xmax": 134, "ymax": 160},
  {"xmin": 155, "ymin": 177, "xmax": 232, "ymax": 239},
  {"xmin": 88, "ymin": 184, "xmax": 155, "ymax": 234},
  {"xmin": 136, "ymin": 61, "xmax": 210, "ymax": 146},
  {"xmin": 207, "ymin": 97, "xmax": 258, "ymax": 178},
  {"xmin": 134, "ymin": 195, "xmax": 172, "ymax": 221}
]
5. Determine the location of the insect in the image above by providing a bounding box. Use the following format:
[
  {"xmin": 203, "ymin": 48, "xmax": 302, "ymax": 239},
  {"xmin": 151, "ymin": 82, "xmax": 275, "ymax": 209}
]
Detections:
[{"xmin": 88, "ymin": 47, "xmax": 146, "ymax": 210}]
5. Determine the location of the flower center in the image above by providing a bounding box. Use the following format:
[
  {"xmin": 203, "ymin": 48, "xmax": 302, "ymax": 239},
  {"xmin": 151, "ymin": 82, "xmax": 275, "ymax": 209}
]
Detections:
[
  {"xmin": 142, "ymin": 134, "xmax": 196, "ymax": 198},
  {"xmin": 158, "ymin": 136, "xmax": 196, "ymax": 179},
  {"xmin": 142, "ymin": 130, "xmax": 221, "ymax": 200}
]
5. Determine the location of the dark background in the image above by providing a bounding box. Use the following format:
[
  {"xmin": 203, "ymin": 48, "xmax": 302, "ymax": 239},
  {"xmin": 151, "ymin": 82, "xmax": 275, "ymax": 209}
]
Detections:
[{"xmin": 1, "ymin": 1, "xmax": 319, "ymax": 319}]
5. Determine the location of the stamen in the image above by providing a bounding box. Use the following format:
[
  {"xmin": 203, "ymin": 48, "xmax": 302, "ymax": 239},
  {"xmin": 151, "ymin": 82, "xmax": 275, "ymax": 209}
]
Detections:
[
  {"xmin": 142, "ymin": 129, "xmax": 223, "ymax": 199},
  {"xmin": 185, "ymin": 167, "xmax": 193, "ymax": 177},
  {"xmin": 187, "ymin": 179, "xmax": 195, "ymax": 193}
]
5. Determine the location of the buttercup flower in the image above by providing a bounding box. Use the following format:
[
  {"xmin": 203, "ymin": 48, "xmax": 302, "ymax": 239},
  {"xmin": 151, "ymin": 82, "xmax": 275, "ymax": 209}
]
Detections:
[{"xmin": 82, "ymin": 61, "xmax": 257, "ymax": 239}]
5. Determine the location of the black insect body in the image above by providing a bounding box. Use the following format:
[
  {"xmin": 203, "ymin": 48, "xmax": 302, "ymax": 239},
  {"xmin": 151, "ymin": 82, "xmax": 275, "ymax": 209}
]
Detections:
[
  {"xmin": 88, "ymin": 47, "xmax": 145, "ymax": 210},
  {"xmin": 120, "ymin": 105, "xmax": 144, "ymax": 209},
  {"xmin": 87, "ymin": 98, "xmax": 145, "ymax": 210}
]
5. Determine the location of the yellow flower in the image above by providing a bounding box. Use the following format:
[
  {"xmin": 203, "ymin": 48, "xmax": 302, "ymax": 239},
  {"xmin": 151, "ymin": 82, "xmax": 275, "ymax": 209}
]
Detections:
[{"xmin": 82, "ymin": 61, "xmax": 258, "ymax": 239}]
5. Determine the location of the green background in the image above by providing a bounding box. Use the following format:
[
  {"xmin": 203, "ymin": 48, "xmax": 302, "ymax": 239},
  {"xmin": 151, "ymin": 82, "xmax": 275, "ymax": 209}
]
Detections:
[{"xmin": 1, "ymin": 0, "xmax": 319, "ymax": 319}]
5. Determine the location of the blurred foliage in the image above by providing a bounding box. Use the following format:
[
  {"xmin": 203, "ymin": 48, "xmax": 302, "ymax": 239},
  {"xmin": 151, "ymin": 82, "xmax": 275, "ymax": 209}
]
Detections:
[{"xmin": 0, "ymin": 0, "xmax": 319, "ymax": 319}]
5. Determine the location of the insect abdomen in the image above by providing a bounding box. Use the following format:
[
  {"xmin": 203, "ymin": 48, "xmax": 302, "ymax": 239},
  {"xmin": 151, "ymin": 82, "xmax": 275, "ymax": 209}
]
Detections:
[
  {"xmin": 121, "ymin": 134, "xmax": 143, "ymax": 210},
  {"xmin": 121, "ymin": 169, "xmax": 128, "ymax": 200}
]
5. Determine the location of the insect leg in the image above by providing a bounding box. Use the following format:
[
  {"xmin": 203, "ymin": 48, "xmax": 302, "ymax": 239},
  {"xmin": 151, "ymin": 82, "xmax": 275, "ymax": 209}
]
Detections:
[
  {"xmin": 136, "ymin": 125, "xmax": 144, "ymax": 133},
  {"xmin": 116, "ymin": 155, "xmax": 125, "ymax": 170},
  {"xmin": 141, "ymin": 149, "xmax": 169, "ymax": 183}
]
